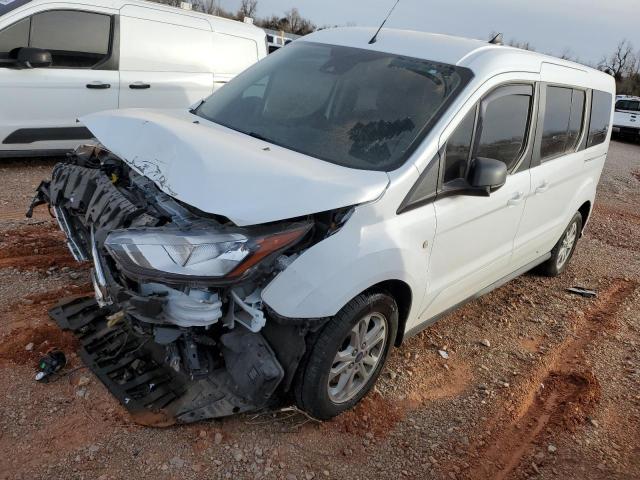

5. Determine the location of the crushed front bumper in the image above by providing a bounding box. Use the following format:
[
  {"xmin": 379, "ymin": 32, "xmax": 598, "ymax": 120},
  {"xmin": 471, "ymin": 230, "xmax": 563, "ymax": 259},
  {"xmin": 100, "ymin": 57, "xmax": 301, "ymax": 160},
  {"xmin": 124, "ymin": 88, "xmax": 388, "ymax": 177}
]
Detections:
[
  {"xmin": 33, "ymin": 153, "xmax": 299, "ymax": 425},
  {"xmin": 50, "ymin": 296, "xmax": 284, "ymax": 425}
]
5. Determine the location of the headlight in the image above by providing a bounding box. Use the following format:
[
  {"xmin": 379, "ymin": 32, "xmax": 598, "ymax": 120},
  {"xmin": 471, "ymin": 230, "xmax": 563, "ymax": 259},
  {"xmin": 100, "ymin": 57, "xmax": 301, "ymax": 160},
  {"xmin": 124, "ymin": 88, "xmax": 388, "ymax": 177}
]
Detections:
[{"xmin": 104, "ymin": 222, "xmax": 311, "ymax": 284}]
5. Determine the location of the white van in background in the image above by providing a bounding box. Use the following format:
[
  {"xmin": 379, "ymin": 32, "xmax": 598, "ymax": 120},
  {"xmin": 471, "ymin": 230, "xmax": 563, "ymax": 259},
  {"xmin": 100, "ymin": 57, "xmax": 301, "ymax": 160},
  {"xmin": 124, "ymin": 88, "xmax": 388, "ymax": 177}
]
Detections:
[
  {"xmin": 612, "ymin": 95, "xmax": 640, "ymax": 140},
  {"xmin": 0, "ymin": 0, "xmax": 267, "ymax": 157}
]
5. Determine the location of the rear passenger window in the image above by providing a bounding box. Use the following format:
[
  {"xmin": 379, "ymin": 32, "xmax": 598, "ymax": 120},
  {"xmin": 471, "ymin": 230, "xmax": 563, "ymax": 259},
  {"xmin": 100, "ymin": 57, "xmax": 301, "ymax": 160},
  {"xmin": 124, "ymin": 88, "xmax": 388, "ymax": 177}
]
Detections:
[
  {"xmin": 443, "ymin": 108, "xmax": 475, "ymax": 183},
  {"xmin": 477, "ymin": 86, "xmax": 532, "ymax": 170},
  {"xmin": 540, "ymin": 86, "xmax": 572, "ymax": 159},
  {"xmin": 540, "ymin": 86, "xmax": 585, "ymax": 161},
  {"xmin": 30, "ymin": 10, "xmax": 112, "ymax": 68},
  {"xmin": 587, "ymin": 90, "xmax": 613, "ymax": 148}
]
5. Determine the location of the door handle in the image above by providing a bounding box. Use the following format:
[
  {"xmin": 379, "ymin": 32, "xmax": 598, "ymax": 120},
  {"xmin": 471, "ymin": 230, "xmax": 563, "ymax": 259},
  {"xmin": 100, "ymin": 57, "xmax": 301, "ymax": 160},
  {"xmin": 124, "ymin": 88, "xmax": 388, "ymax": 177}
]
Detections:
[
  {"xmin": 129, "ymin": 82, "xmax": 151, "ymax": 89},
  {"xmin": 535, "ymin": 181, "xmax": 549, "ymax": 194},
  {"xmin": 507, "ymin": 191, "xmax": 524, "ymax": 206},
  {"xmin": 86, "ymin": 82, "xmax": 110, "ymax": 89}
]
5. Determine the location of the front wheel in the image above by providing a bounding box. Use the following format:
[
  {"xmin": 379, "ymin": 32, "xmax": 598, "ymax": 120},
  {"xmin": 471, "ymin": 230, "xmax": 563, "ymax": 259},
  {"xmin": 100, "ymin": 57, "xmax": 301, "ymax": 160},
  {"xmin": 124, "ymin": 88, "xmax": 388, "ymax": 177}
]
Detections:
[
  {"xmin": 538, "ymin": 211, "xmax": 583, "ymax": 277},
  {"xmin": 294, "ymin": 292, "xmax": 398, "ymax": 420}
]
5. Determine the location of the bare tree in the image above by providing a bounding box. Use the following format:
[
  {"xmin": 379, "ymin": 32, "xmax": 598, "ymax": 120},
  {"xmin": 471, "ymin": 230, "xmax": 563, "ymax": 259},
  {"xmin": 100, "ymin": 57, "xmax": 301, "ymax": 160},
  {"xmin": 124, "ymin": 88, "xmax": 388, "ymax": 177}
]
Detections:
[
  {"xmin": 285, "ymin": 8, "xmax": 303, "ymax": 33},
  {"xmin": 190, "ymin": 0, "xmax": 218, "ymax": 15},
  {"xmin": 599, "ymin": 39, "xmax": 634, "ymax": 80},
  {"xmin": 154, "ymin": 0, "xmax": 182, "ymax": 7},
  {"xmin": 559, "ymin": 47, "xmax": 575, "ymax": 61},
  {"xmin": 238, "ymin": 0, "xmax": 258, "ymax": 19}
]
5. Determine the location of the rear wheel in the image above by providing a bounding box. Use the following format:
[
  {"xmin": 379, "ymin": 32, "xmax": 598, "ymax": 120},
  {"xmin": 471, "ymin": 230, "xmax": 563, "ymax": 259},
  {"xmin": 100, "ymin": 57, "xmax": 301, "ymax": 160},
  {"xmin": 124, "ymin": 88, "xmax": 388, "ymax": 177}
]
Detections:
[
  {"xmin": 294, "ymin": 292, "xmax": 398, "ymax": 420},
  {"xmin": 538, "ymin": 211, "xmax": 583, "ymax": 277}
]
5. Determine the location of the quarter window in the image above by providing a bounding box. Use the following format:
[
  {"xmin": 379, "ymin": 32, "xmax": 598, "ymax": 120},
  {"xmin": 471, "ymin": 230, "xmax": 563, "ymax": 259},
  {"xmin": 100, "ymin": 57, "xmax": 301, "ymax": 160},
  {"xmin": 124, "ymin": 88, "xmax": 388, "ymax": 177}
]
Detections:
[
  {"xmin": 587, "ymin": 90, "xmax": 613, "ymax": 148},
  {"xmin": 476, "ymin": 87, "xmax": 532, "ymax": 170},
  {"xmin": 399, "ymin": 154, "xmax": 440, "ymax": 210}
]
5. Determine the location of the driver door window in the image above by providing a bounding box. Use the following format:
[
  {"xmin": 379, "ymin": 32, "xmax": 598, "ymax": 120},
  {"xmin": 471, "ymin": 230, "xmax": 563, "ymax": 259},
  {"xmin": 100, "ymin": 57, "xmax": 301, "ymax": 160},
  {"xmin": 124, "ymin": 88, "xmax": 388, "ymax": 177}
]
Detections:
[
  {"xmin": 0, "ymin": 17, "xmax": 29, "ymax": 54},
  {"xmin": 0, "ymin": 10, "xmax": 112, "ymax": 68},
  {"xmin": 442, "ymin": 84, "xmax": 533, "ymax": 185},
  {"xmin": 475, "ymin": 85, "xmax": 533, "ymax": 170}
]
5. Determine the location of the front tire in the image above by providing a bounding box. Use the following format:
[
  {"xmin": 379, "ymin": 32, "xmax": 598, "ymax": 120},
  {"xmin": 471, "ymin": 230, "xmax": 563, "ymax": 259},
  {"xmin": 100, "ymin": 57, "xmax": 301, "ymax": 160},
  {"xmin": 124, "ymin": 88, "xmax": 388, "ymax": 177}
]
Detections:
[
  {"xmin": 294, "ymin": 292, "xmax": 398, "ymax": 420},
  {"xmin": 538, "ymin": 211, "xmax": 583, "ymax": 277}
]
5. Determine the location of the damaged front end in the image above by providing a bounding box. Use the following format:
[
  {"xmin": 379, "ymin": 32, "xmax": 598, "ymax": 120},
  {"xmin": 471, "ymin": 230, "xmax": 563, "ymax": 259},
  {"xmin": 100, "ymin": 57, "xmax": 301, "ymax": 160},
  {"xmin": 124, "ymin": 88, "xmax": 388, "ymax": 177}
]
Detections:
[{"xmin": 29, "ymin": 145, "xmax": 349, "ymax": 425}]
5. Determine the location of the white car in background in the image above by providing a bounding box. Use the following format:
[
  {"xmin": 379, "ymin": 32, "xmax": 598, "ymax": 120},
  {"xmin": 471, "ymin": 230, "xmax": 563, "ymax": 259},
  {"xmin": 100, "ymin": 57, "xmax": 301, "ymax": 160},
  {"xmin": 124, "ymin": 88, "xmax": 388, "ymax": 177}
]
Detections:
[
  {"xmin": 612, "ymin": 95, "xmax": 640, "ymax": 139},
  {"xmin": 0, "ymin": 0, "xmax": 266, "ymax": 158},
  {"xmin": 34, "ymin": 27, "xmax": 614, "ymax": 423}
]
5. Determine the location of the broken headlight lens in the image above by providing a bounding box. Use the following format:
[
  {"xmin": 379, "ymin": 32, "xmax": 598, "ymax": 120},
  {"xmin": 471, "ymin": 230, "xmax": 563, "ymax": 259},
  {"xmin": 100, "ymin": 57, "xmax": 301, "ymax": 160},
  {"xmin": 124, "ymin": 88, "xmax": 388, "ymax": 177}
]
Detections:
[{"xmin": 104, "ymin": 223, "xmax": 311, "ymax": 283}]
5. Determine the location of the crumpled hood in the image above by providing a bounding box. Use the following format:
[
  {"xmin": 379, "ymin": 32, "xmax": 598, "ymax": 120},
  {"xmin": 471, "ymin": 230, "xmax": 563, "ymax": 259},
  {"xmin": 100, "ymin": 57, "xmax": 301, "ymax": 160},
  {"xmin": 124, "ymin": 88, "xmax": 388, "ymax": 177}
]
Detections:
[{"xmin": 81, "ymin": 109, "xmax": 389, "ymax": 226}]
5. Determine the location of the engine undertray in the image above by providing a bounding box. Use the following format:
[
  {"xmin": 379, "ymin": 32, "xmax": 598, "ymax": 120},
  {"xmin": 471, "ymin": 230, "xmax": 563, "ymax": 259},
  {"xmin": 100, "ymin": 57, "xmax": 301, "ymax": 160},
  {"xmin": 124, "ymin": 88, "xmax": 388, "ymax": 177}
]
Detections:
[{"xmin": 49, "ymin": 296, "xmax": 260, "ymax": 426}]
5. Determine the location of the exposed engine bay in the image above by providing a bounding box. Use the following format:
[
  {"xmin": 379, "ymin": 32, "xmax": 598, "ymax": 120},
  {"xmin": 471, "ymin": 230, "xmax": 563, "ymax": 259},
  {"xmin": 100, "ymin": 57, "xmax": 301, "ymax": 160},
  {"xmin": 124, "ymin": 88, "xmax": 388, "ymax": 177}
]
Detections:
[{"xmin": 28, "ymin": 145, "xmax": 353, "ymax": 424}]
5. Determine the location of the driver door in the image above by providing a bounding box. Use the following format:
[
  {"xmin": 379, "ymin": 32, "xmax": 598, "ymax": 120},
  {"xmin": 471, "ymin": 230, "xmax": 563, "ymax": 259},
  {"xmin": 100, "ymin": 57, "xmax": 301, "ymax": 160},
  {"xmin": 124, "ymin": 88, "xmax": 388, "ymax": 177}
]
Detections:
[
  {"xmin": 420, "ymin": 84, "xmax": 535, "ymax": 320},
  {"xmin": 0, "ymin": 9, "xmax": 118, "ymax": 154}
]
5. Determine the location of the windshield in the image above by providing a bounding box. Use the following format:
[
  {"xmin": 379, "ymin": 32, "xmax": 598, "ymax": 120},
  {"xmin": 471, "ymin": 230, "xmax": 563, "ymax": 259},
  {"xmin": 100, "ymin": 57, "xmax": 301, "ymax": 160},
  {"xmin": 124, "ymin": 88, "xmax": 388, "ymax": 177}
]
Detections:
[
  {"xmin": 195, "ymin": 42, "xmax": 471, "ymax": 171},
  {"xmin": 0, "ymin": 0, "xmax": 31, "ymax": 17},
  {"xmin": 616, "ymin": 99, "xmax": 640, "ymax": 112}
]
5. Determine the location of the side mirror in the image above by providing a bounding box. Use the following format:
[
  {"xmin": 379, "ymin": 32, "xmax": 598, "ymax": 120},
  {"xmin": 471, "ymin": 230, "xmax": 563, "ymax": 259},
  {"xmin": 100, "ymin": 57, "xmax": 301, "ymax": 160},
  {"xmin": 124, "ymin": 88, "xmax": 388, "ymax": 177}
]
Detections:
[
  {"xmin": 12, "ymin": 47, "xmax": 52, "ymax": 68},
  {"xmin": 467, "ymin": 157, "xmax": 507, "ymax": 193}
]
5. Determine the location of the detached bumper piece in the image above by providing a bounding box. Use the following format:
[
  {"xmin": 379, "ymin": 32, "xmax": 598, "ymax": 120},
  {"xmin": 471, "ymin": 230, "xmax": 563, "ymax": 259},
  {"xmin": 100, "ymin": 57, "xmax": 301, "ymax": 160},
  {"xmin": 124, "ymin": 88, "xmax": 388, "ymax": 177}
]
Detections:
[{"xmin": 49, "ymin": 297, "xmax": 284, "ymax": 426}]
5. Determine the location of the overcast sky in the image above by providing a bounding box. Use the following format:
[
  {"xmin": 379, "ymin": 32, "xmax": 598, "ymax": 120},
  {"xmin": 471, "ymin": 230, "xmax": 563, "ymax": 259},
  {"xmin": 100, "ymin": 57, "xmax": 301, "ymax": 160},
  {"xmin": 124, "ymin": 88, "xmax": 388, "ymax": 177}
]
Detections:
[{"xmin": 223, "ymin": 0, "xmax": 640, "ymax": 65}]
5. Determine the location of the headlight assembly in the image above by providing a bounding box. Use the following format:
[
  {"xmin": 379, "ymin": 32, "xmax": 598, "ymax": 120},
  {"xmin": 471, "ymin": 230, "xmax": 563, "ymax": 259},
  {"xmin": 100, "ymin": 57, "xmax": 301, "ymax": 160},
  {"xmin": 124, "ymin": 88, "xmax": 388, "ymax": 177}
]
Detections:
[{"xmin": 104, "ymin": 222, "xmax": 311, "ymax": 284}]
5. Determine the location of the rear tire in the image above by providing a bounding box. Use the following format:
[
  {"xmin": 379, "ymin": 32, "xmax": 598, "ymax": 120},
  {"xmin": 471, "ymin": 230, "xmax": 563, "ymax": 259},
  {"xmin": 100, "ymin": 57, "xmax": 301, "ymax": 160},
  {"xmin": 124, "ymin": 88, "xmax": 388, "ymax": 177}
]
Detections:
[
  {"xmin": 294, "ymin": 292, "xmax": 398, "ymax": 420},
  {"xmin": 537, "ymin": 211, "xmax": 583, "ymax": 277}
]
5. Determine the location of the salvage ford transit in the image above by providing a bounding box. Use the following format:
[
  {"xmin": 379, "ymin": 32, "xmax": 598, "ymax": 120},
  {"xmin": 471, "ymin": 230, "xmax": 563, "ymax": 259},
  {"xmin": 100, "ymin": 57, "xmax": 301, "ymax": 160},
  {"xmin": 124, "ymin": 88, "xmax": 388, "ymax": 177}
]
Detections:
[
  {"xmin": 31, "ymin": 27, "xmax": 615, "ymax": 423},
  {"xmin": 0, "ymin": 0, "xmax": 266, "ymax": 157}
]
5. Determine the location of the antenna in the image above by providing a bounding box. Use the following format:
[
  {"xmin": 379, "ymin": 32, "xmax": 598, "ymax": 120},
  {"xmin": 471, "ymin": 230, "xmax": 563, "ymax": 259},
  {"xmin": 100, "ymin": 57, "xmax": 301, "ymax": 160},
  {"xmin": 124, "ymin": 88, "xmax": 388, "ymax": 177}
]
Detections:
[
  {"xmin": 489, "ymin": 32, "xmax": 504, "ymax": 45},
  {"xmin": 368, "ymin": 0, "xmax": 400, "ymax": 45}
]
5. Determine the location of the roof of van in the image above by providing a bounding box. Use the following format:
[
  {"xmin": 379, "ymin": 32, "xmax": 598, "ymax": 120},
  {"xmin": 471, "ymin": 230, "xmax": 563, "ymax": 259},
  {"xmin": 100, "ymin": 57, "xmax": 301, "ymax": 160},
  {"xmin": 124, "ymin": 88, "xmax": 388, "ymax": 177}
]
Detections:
[
  {"xmin": 303, "ymin": 27, "xmax": 615, "ymax": 93},
  {"xmin": 3, "ymin": 0, "xmax": 266, "ymax": 40}
]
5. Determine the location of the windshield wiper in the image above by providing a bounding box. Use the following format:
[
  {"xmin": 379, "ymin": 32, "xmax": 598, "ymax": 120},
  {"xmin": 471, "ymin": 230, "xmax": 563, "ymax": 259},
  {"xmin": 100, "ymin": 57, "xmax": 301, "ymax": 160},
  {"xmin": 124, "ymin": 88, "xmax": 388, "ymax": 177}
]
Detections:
[{"xmin": 247, "ymin": 131, "xmax": 272, "ymax": 142}]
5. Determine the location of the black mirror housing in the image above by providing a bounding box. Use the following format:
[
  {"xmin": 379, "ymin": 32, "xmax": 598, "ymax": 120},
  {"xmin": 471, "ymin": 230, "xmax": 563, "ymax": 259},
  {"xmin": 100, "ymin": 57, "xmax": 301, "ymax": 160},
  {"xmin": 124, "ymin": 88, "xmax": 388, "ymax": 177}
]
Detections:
[
  {"xmin": 12, "ymin": 47, "xmax": 52, "ymax": 68},
  {"xmin": 467, "ymin": 157, "xmax": 507, "ymax": 191}
]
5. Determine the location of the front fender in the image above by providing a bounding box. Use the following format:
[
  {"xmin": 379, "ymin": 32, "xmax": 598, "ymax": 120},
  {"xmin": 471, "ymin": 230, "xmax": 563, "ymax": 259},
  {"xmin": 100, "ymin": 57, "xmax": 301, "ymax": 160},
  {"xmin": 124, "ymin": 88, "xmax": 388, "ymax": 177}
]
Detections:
[{"xmin": 262, "ymin": 205, "xmax": 433, "ymax": 322}]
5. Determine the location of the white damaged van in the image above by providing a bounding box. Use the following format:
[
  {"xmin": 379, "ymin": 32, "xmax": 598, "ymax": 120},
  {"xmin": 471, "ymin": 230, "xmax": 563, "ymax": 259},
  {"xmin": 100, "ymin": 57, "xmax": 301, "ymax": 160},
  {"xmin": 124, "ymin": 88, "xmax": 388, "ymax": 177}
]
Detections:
[
  {"xmin": 0, "ymin": 0, "xmax": 266, "ymax": 157},
  {"xmin": 33, "ymin": 27, "xmax": 615, "ymax": 423}
]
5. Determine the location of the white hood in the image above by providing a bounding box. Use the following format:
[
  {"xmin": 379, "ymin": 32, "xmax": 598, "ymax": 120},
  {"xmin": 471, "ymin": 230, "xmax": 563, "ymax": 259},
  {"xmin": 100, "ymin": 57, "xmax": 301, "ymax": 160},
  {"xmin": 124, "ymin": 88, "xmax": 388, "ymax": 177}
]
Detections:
[{"xmin": 81, "ymin": 109, "xmax": 389, "ymax": 226}]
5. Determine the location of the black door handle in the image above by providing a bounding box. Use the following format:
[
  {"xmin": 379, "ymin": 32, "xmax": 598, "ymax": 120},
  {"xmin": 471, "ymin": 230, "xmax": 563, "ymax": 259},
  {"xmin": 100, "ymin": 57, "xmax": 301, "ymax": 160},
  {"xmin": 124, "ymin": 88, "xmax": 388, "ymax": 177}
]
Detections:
[
  {"xmin": 86, "ymin": 83, "xmax": 110, "ymax": 89},
  {"xmin": 129, "ymin": 83, "xmax": 151, "ymax": 89}
]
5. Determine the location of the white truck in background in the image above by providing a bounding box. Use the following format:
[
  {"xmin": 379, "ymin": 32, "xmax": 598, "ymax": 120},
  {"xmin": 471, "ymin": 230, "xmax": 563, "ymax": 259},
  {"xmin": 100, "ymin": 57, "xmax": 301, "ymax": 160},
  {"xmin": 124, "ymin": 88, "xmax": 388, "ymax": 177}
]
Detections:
[
  {"xmin": 0, "ymin": 0, "xmax": 267, "ymax": 157},
  {"xmin": 612, "ymin": 95, "xmax": 640, "ymax": 140}
]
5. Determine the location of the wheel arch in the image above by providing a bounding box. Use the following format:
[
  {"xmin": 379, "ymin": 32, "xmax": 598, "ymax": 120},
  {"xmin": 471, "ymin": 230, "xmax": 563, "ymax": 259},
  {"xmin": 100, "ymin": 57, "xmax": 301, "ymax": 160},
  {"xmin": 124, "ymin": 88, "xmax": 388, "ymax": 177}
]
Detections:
[
  {"xmin": 578, "ymin": 200, "xmax": 592, "ymax": 233},
  {"xmin": 364, "ymin": 279, "xmax": 413, "ymax": 347}
]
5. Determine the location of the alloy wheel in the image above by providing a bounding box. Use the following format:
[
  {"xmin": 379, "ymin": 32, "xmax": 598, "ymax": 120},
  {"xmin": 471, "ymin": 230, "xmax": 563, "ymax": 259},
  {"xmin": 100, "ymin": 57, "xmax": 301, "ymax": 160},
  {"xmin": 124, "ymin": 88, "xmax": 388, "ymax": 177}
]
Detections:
[
  {"xmin": 556, "ymin": 221, "xmax": 578, "ymax": 269},
  {"xmin": 327, "ymin": 312, "xmax": 388, "ymax": 403}
]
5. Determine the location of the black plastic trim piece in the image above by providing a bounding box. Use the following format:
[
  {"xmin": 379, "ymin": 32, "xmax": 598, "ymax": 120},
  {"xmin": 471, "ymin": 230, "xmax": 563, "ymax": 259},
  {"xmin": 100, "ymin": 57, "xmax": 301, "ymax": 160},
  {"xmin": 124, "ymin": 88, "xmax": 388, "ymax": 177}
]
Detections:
[
  {"xmin": 401, "ymin": 252, "xmax": 551, "ymax": 342},
  {"xmin": 2, "ymin": 127, "xmax": 93, "ymax": 144},
  {"xmin": 49, "ymin": 296, "xmax": 260, "ymax": 425},
  {"xmin": 0, "ymin": 148, "xmax": 70, "ymax": 158}
]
